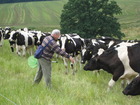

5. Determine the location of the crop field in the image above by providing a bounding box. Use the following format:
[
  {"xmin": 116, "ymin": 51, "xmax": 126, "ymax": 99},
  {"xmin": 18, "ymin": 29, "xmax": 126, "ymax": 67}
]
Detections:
[{"xmin": 0, "ymin": 0, "xmax": 140, "ymax": 105}]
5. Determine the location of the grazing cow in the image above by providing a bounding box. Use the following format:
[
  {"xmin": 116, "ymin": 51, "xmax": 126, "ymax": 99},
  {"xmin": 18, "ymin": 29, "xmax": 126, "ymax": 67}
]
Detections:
[
  {"xmin": 59, "ymin": 34, "xmax": 84, "ymax": 74},
  {"xmin": 84, "ymin": 42, "xmax": 140, "ymax": 91},
  {"xmin": 123, "ymin": 75, "xmax": 140, "ymax": 96}
]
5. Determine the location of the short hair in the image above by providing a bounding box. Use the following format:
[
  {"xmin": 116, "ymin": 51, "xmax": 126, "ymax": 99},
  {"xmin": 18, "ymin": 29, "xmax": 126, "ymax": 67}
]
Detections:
[{"xmin": 51, "ymin": 29, "xmax": 60, "ymax": 35}]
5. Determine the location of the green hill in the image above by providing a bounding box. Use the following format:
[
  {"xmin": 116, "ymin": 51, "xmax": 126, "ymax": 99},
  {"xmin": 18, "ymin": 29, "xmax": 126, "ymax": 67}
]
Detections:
[
  {"xmin": 0, "ymin": 0, "xmax": 68, "ymax": 30},
  {"xmin": 0, "ymin": 0, "xmax": 139, "ymax": 38}
]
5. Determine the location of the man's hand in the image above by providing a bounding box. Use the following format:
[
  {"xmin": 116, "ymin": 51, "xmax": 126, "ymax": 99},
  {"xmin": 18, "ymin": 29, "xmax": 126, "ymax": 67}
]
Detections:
[{"xmin": 69, "ymin": 56, "xmax": 75, "ymax": 64}]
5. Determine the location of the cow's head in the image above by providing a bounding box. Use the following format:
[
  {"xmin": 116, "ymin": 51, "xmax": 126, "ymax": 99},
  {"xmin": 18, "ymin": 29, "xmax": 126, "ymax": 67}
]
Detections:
[
  {"xmin": 123, "ymin": 75, "xmax": 140, "ymax": 96},
  {"xmin": 9, "ymin": 31, "xmax": 19, "ymax": 41},
  {"xmin": 81, "ymin": 43, "xmax": 101, "ymax": 64},
  {"xmin": 84, "ymin": 55, "xmax": 100, "ymax": 71},
  {"xmin": 4, "ymin": 27, "xmax": 11, "ymax": 39},
  {"xmin": 81, "ymin": 47, "xmax": 93, "ymax": 64}
]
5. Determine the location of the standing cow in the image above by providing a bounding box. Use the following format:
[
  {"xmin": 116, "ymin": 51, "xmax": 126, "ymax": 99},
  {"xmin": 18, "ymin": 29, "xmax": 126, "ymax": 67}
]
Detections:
[
  {"xmin": 59, "ymin": 34, "xmax": 84, "ymax": 74},
  {"xmin": 84, "ymin": 42, "xmax": 140, "ymax": 91}
]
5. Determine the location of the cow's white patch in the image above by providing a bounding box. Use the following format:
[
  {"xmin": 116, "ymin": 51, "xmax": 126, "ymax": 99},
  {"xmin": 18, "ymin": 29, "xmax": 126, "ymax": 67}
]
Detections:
[
  {"xmin": 81, "ymin": 48, "xmax": 86, "ymax": 56},
  {"xmin": 9, "ymin": 31, "xmax": 16, "ymax": 41},
  {"xmin": 91, "ymin": 39, "xmax": 99, "ymax": 46},
  {"xmin": 108, "ymin": 79, "xmax": 115, "ymax": 91},
  {"xmin": 108, "ymin": 40, "xmax": 115, "ymax": 48},
  {"xmin": 97, "ymin": 48, "xmax": 104, "ymax": 55},
  {"xmin": 60, "ymin": 35, "xmax": 67, "ymax": 50},
  {"xmin": 20, "ymin": 31, "xmax": 28, "ymax": 47},
  {"xmin": 116, "ymin": 42, "xmax": 138, "ymax": 79}
]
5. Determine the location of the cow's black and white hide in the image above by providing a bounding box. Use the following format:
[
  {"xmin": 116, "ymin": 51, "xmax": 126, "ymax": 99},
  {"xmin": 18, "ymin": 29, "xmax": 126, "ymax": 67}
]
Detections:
[
  {"xmin": 84, "ymin": 42, "xmax": 140, "ymax": 91},
  {"xmin": 59, "ymin": 34, "xmax": 84, "ymax": 74},
  {"xmin": 9, "ymin": 31, "xmax": 35, "ymax": 56}
]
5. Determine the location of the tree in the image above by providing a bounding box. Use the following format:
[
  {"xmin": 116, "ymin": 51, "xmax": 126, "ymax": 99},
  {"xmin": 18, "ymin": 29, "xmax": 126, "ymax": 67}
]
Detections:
[{"xmin": 60, "ymin": 0, "xmax": 125, "ymax": 39}]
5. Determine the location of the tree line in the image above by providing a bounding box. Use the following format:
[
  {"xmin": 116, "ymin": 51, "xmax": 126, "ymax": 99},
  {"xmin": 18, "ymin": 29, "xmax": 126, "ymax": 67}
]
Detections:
[{"xmin": 0, "ymin": 0, "xmax": 55, "ymax": 4}]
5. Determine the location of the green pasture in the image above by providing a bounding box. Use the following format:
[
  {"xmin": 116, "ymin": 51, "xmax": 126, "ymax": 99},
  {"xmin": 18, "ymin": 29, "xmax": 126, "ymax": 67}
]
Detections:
[{"xmin": 0, "ymin": 38, "xmax": 140, "ymax": 105}]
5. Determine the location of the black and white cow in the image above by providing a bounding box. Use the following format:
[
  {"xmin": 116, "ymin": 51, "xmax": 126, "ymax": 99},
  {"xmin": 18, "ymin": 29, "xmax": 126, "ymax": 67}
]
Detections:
[
  {"xmin": 59, "ymin": 34, "xmax": 84, "ymax": 74},
  {"xmin": 3, "ymin": 27, "xmax": 16, "ymax": 52},
  {"xmin": 84, "ymin": 42, "xmax": 140, "ymax": 91},
  {"xmin": 9, "ymin": 31, "xmax": 35, "ymax": 56},
  {"xmin": 81, "ymin": 36, "xmax": 133, "ymax": 64},
  {"xmin": 123, "ymin": 74, "xmax": 140, "ymax": 96},
  {"xmin": 34, "ymin": 31, "xmax": 51, "ymax": 46}
]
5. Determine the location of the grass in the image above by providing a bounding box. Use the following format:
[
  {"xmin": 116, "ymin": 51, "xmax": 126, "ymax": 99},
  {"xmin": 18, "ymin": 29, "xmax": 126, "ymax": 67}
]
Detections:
[{"xmin": 0, "ymin": 39, "xmax": 140, "ymax": 105}]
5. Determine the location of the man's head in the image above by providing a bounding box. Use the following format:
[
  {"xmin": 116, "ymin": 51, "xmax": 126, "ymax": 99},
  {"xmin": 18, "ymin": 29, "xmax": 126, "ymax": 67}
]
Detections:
[{"xmin": 51, "ymin": 29, "xmax": 60, "ymax": 40}]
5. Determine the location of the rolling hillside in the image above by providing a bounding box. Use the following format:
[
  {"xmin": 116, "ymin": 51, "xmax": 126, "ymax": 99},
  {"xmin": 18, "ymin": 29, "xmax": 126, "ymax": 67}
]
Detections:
[
  {"xmin": 0, "ymin": 0, "xmax": 68, "ymax": 30},
  {"xmin": 0, "ymin": 0, "xmax": 139, "ymax": 37}
]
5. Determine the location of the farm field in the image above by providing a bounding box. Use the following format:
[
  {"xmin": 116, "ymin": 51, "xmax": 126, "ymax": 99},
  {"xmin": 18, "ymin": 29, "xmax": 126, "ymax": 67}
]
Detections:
[
  {"xmin": 1, "ymin": 40, "xmax": 140, "ymax": 105},
  {"xmin": 0, "ymin": 0, "xmax": 140, "ymax": 105}
]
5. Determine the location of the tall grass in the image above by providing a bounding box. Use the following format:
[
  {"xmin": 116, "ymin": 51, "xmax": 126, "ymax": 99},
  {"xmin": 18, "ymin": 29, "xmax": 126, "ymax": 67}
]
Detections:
[{"xmin": 0, "ymin": 39, "xmax": 140, "ymax": 105}]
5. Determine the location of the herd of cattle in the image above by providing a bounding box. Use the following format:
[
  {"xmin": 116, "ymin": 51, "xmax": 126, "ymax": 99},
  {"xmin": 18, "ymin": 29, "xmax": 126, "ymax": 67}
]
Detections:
[{"xmin": 0, "ymin": 27, "xmax": 140, "ymax": 96}]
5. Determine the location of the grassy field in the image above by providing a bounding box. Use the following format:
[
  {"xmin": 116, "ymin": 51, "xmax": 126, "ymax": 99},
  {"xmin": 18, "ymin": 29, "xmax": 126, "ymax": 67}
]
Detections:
[
  {"xmin": 1, "ymin": 40, "xmax": 140, "ymax": 105},
  {"xmin": 0, "ymin": 0, "xmax": 140, "ymax": 105}
]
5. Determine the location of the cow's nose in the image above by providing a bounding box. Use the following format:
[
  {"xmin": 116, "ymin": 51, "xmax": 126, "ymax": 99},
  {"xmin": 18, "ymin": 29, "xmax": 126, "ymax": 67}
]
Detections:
[
  {"xmin": 122, "ymin": 90, "xmax": 128, "ymax": 95},
  {"xmin": 37, "ymin": 41, "xmax": 41, "ymax": 44}
]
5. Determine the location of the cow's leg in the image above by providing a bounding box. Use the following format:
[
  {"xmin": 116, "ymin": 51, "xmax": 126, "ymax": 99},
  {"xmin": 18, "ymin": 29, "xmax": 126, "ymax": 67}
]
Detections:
[
  {"xmin": 63, "ymin": 57, "xmax": 68, "ymax": 74},
  {"xmin": 16, "ymin": 45, "xmax": 21, "ymax": 56},
  {"xmin": 121, "ymin": 79, "xmax": 126, "ymax": 88},
  {"xmin": 75, "ymin": 54, "xmax": 82, "ymax": 70},
  {"xmin": 0, "ymin": 39, "xmax": 3, "ymax": 47},
  {"xmin": 108, "ymin": 78, "xmax": 116, "ymax": 92},
  {"xmin": 70, "ymin": 62, "xmax": 75, "ymax": 75},
  {"xmin": 22, "ymin": 46, "xmax": 26, "ymax": 56},
  {"xmin": 108, "ymin": 73, "xmax": 121, "ymax": 91},
  {"xmin": 126, "ymin": 77, "xmax": 134, "ymax": 85}
]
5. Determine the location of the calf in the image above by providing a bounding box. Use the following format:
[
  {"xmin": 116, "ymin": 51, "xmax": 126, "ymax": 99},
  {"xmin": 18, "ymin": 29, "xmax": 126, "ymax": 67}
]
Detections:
[
  {"xmin": 84, "ymin": 42, "xmax": 140, "ymax": 91},
  {"xmin": 123, "ymin": 75, "xmax": 140, "ymax": 96}
]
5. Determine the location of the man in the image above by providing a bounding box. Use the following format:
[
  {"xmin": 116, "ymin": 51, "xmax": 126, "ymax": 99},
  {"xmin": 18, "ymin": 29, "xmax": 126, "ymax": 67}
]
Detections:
[{"xmin": 33, "ymin": 29, "xmax": 75, "ymax": 88}]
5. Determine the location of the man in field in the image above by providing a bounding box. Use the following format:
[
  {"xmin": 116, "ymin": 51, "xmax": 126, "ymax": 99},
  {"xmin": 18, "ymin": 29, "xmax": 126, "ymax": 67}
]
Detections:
[{"xmin": 33, "ymin": 29, "xmax": 75, "ymax": 88}]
